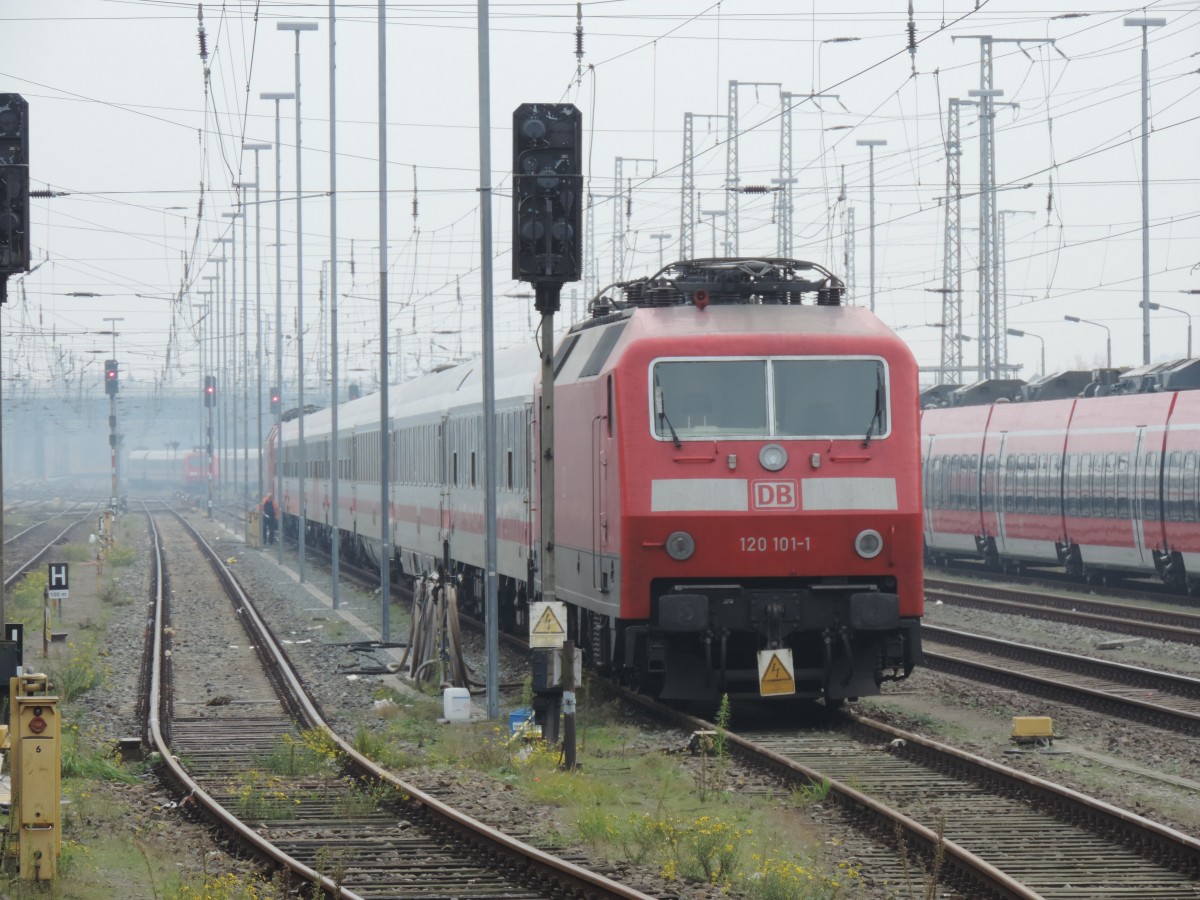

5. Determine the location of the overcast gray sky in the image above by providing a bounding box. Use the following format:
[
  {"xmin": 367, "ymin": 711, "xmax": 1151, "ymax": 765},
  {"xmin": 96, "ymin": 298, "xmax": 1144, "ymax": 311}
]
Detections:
[{"xmin": 3, "ymin": 0, "xmax": 1199, "ymax": 393}]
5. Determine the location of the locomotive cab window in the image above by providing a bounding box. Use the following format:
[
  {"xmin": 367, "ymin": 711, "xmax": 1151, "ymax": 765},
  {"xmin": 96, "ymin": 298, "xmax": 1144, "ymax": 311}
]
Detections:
[{"xmin": 649, "ymin": 356, "xmax": 888, "ymax": 441}]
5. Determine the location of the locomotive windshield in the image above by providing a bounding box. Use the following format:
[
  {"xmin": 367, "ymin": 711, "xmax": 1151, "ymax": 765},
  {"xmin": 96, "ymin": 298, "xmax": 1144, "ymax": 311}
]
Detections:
[{"xmin": 651, "ymin": 357, "xmax": 887, "ymax": 440}]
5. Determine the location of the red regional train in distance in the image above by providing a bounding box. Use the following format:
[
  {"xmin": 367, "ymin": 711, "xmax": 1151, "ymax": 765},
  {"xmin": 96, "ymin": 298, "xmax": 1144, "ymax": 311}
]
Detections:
[
  {"xmin": 922, "ymin": 362, "xmax": 1200, "ymax": 593},
  {"xmin": 266, "ymin": 258, "xmax": 924, "ymax": 705},
  {"xmin": 127, "ymin": 448, "xmax": 217, "ymax": 494}
]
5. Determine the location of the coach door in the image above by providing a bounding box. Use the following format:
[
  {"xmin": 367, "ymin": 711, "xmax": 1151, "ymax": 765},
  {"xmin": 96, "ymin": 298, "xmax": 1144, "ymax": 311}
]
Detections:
[
  {"xmin": 993, "ymin": 433, "xmax": 1011, "ymax": 556},
  {"xmin": 592, "ymin": 375, "xmax": 613, "ymax": 593},
  {"xmin": 439, "ymin": 415, "xmax": 451, "ymax": 545},
  {"xmin": 1132, "ymin": 427, "xmax": 1152, "ymax": 566}
]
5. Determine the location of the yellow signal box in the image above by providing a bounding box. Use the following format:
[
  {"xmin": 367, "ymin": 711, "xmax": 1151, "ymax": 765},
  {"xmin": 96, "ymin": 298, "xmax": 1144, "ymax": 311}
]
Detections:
[{"xmin": 9, "ymin": 675, "xmax": 61, "ymax": 881}]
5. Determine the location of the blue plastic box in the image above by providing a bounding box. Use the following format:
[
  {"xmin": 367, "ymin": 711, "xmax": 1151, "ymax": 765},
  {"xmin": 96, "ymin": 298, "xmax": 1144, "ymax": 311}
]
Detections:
[{"xmin": 508, "ymin": 707, "xmax": 535, "ymax": 735}]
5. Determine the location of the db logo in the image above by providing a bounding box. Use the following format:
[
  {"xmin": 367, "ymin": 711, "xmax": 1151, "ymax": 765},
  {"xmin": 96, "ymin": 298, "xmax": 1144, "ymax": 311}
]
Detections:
[{"xmin": 753, "ymin": 480, "xmax": 798, "ymax": 510}]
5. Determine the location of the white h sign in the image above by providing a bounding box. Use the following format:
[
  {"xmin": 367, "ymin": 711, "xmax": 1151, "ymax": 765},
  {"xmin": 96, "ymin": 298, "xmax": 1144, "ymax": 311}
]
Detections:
[{"xmin": 47, "ymin": 563, "xmax": 69, "ymax": 600}]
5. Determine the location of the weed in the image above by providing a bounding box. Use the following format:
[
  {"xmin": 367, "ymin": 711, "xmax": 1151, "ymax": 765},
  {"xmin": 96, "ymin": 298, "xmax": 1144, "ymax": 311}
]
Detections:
[
  {"xmin": 229, "ymin": 771, "xmax": 301, "ymax": 821},
  {"xmin": 50, "ymin": 646, "xmax": 105, "ymax": 700},
  {"xmin": 168, "ymin": 870, "xmax": 276, "ymax": 898},
  {"xmin": 333, "ymin": 783, "xmax": 390, "ymax": 817},
  {"xmin": 107, "ymin": 545, "xmax": 137, "ymax": 567},
  {"xmin": 313, "ymin": 846, "xmax": 348, "ymax": 891},
  {"xmin": 61, "ymin": 742, "xmax": 138, "ymax": 782},
  {"xmin": 258, "ymin": 731, "xmax": 338, "ymax": 777},
  {"xmin": 791, "ymin": 778, "xmax": 832, "ymax": 807}
]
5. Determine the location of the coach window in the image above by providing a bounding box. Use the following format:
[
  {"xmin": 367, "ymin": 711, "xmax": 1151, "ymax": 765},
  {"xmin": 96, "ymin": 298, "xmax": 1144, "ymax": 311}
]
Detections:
[
  {"xmin": 982, "ymin": 453, "xmax": 997, "ymax": 511},
  {"xmin": 1116, "ymin": 453, "xmax": 1131, "ymax": 518},
  {"xmin": 1103, "ymin": 453, "xmax": 1117, "ymax": 518},
  {"xmin": 951, "ymin": 455, "xmax": 962, "ymax": 510},
  {"xmin": 1166, "ymin": 451, "xmax": 1182, "ymax": 521},
  {"xmin": 967, "ymin": 455, "xmax": 979, "ymax": 511},
  {"xmin": 1072, "ymin": 453, "xmax": 1083, "ymax": 517},
  {"xmin": 1142, "ymin": 451, "xmax": 1159, "ymax": 520},
  {"xmin": 1184, "ymin": 451, "xmax": 1198, "ymax": 522},
  {"xmin": 1079, "ymin": 452, "xmax": 1093, "ymax": 518},
  {"xmin": 1050, "ymin": 454, "xmax": 1063, "ymax": 515}
]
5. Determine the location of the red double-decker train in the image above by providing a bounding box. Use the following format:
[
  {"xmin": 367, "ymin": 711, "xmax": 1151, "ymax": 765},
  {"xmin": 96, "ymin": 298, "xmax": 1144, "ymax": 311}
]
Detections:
[
  {"xmin": 922, "ymin": 372, "xmax": 1200, "ymax": 592},
  {"xmin": 267, "ymin": 259, "xmax": 924, "ymax": 704}
]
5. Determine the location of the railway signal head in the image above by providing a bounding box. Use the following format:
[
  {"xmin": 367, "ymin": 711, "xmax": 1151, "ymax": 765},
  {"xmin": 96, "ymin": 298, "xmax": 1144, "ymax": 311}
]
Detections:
[
  {"xmin": 204, "ymin": 375, "xmax": 216, "ymax": 407},
  {"xmin": 512, "ymin": 103, "xmax": 582, "ymax": 285},
  {"xmin": 104, "ymin": 359, "xmax": 119, "ymax": 396},
  {"xmin": 269, "ymin": 385, "xmax": 280, "ymax": 414},
  {"xmin": 0, "ymin": 93, "xmax": 30, "ymax": 278}
]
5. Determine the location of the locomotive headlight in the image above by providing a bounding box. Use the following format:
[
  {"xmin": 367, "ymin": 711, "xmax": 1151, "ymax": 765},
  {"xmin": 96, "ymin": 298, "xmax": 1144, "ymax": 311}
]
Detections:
[
  {"xmin": 759, "ymin": 444, "xmax": 788, "ymax": 472},
  {"xmin": 665, "ymin": 531, "xmax": 696, "ymax": 561},
  {"xmin": 854, "ymin": 529, "xmax": 884, "ymax": 559}
]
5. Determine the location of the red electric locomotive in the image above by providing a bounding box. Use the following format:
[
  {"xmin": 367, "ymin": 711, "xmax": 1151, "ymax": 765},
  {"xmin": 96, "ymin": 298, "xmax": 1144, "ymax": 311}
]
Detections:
[{"xmin": 270, "ymin": 258, "xmax": 924, "ymax": 705}]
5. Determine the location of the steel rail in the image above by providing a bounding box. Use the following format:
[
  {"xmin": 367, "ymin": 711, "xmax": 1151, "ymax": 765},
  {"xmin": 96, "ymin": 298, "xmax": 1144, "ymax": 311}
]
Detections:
[{"xmin": 154, "ymin": 507, "xmax": 654, "ymax": 900}]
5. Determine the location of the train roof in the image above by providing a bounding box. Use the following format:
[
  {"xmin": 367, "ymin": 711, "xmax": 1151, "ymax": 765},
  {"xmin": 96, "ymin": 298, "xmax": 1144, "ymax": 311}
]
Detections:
[
  {"xmin": 282, "ymin": 343, "xmax": 539, "ymax": 440},
  {"xmin": 574, "ymin": 301, "xmax": 907, "ymax": 345}
]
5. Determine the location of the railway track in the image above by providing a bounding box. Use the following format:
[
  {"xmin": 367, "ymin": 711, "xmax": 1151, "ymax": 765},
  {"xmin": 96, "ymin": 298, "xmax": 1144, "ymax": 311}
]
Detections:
[
  {"xmin": 616, "ymin": 689, "xmax": 1200, "ymax": 899},
  {"xmin": 3, "ymin": 503, "xmax": 95, "ymax": 590},
  {"xmin": 926, "ymin": 575, "xmax": 1200, "ymax": 645},
  {"xmin": 921, "ymin": 624, "xmax": 1200, "ymax": 735},
  {"xmin": 144, "ymin": 505, "xmax": 655, "ymax": 900},
  {"xmin": 196, "ymin": 503, "xmax": 1200, "ymax": 895}
]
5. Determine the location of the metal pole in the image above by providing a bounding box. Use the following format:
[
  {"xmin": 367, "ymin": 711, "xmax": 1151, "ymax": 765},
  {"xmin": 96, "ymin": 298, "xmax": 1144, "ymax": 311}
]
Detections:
[
  {"xmin": 261, "ymin": 91, "xmax": 294, "ymax": 563},
  {"xmin": 221, "ymin": 213, "xmax": 240, "ymax": 508},
  {"xmin": 241, "ymin": 200, "xmax": 249, "ymax": 517},
  {"xmin": 328, "ymin": 0, "xmax": 341, "ymax": 609},
  {"xmin": 857, "ymin": 139, "xmax": 886, "ymax": 314},
  {"xmin": 378, "ymin": 0, "xmax": 391, "ymax": 641},
  {"xmin": 279, "ymin": 22, "xmax": 317, "ymax": 584},
  {"xmin": 1123, "ymin": 18, "xmax": 1165, "ymax": 363},
  {"xmin": 1139, "ymin": 21, "xmax": 1151, "ymax": 365},
  {"xmin": 244, "ymin": 143, "xmax": 270, "ymax": 508},
  {"xmin": 477, "ymin": 0, "xmax": 499, "ymax": 719}
]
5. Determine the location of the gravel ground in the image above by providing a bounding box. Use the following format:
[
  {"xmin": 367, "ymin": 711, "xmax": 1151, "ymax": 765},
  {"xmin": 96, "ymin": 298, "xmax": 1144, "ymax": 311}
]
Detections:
[{"xmin": 71, "ymin": 511, "xmax": 1200, "ymax": 897}]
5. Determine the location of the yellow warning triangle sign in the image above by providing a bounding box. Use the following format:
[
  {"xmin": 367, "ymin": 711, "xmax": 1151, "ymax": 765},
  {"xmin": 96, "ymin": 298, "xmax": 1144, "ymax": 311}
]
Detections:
[
  {"xmin": 532, "ymin": 606, "xmax": 565, "ymax": 635},
  {"xmin": 759, "ymin": 652, "xmax": 795, "ymax": 696}
]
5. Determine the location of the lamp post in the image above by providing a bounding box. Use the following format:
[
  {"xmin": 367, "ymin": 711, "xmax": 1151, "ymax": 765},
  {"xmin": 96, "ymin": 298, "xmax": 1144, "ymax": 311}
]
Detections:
[
  {"xmin": 243, "ymin": 144, "xmax": 270, "ymax": 514},
  {"xmin": 278, "ymin": 20, "xmax": 318, "ymax": 583},
  {"xmin": 327, "ymin": 0, "xmax": 341, "ymax": 609},
  {"xmin": 649, "ymin": 232, "xmax": 672, "ymax": 269},
  {"xmin": 1142, "ymin": 300, "xmax": 1193, "ymax": 358},
  {"xmin": 856, "ymin": 139, "xmax": 887, "ymax": 313},
  {"xmin": 261, "ymin": 90, "xmax": 295, "ymax": 562},
  {"xmin": 1006, "ymin": 327, "xmax": 1046, "ymax": 377},
  {"xmin": 191, "ymin": 301, "xmax": 208, "ymax": 455},
  {"xmin": 221, "ymin": 211, "xmax": 242, "ymax": 506},
  {"xmin": 1126, "ymin": 16, "xmax": 1167, "ymax": 365},
  {"xmin": 101, "ymin": 317, "xmax": 123, "ymax": 512},
  {"xmin": 214, "ymin": 238, "xmax": 233, "ymax": 499},
  {"xmin": 199, "ymin": 281, "xmax": 217, "ymax": 518},
  {"xmin": 235, "ymin": 179, "xmax": 258, "ymax": 520},
  {"xmin": 1064, "ymin": 315, "xmax": 1112, "ymax": 368},
  {"xmin": 698, "ymin": 209, "xmax": 726, "ymax": 258}
]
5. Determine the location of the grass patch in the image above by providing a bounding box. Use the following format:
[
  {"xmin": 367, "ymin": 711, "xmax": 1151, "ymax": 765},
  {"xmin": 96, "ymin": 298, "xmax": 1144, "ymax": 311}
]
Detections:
[
  {"xmin": 257, "ymin": 730, "xmax": 340, "ymax": 777},
  {"xmin": 105, "ymin": 545, "xmax": 137, "ymax": 568},
  {"xmin": 49, "ymin": 643, "xmax": 106, "ymax": 701},
  {"xmin": 229, "ymin": 771, "xmax": 302, "ymax": 821},
  {"xmin": 367, "ymin": 687, "xmax": 863, "ymax": 896}
]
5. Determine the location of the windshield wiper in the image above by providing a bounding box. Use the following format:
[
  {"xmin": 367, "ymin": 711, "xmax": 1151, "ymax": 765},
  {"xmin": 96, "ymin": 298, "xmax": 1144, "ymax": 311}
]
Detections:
[
  {"xmin": 654, "ymin": 383, "xmax": 683, "ymax": 449},
  {"xmin": 863, "ymin": 366, "xmax": 885, "ymax": 447}
]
